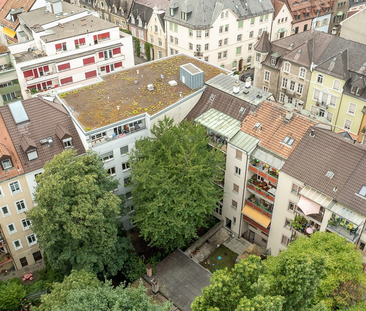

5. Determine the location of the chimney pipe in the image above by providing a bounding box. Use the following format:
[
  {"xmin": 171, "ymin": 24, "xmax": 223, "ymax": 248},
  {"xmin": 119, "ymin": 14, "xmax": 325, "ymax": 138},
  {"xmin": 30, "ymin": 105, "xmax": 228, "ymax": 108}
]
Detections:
[
  {"xmin": 151, "ymin": 278, "xmax": 159, "ymax": 294},
  {"xmin": 245, "ymin": 77, "xmax": 252, "ymax": 88},
  {"xmin": 233, "ymin": 80, "xmax": 240, "ymax": 94},
  {"xmin": 146, "ymin": 263, "xmax": 152, "ymax": 277}
]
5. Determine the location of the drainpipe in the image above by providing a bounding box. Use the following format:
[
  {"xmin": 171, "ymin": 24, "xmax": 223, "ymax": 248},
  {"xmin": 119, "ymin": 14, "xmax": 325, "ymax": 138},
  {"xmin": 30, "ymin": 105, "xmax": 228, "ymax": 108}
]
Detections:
[{"xmin": 334, "ymin": 89, "xmax": 344, "ymax": 130}]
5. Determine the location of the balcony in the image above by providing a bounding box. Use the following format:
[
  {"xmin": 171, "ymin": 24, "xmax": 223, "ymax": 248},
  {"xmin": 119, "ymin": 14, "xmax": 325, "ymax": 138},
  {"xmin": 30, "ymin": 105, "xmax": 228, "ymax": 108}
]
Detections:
[
  {"xmin": 290, "ymin": 214, "xmax": 320, "ymax": 239},
  {"xmin": 194, "ymin": 51, "xmax": 203, "ymax": 57},
  {"xmin": 327, "ymin": 216, "xmax": 360, "ymax": 242},
  {"xmin": 245, "ymin": 195, "xmax": 273, "ymax": 218},
  {"xmin": 247, "ymin": 176, "xmax": 276, "ymax": 202},
  {"xmin": 25, "ymin": 71, "xmax": 58, "ymax": 85},
  {"xmin": 0, "ymin": 252, "xmax": 13, "ymax": 267},
  {"xmin": 208, "ymin": 132, "xmax": 228, "ymax": 153},
  {"xmin": 249, "ymin": 160, "xmax": 278, "ymax": 185}
]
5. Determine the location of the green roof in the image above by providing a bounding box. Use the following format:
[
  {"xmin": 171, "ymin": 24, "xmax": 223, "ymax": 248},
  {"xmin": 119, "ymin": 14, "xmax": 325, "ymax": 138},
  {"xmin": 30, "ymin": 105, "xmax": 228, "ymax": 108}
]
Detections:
[{"xmin": 271, "ymin": 51, "xmax": 281, "ymax": 58}]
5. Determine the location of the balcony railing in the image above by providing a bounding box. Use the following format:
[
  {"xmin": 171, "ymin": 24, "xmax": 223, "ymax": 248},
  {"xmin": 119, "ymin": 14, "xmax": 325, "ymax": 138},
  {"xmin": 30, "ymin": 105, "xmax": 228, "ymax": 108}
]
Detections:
[
  {"xmin": 245, "ymin": 197, "xmax": 273, "ymax": 218},
  {"xmin": 327, "ymin": 217, "xmax": 360, "ymax": 242},
  {"xmin": 249, "ymin": 161, "xmax": 278, "ymax": 185},
  {"xmin": 247, "ymin": 179, "xmax": 276, "ymax": 202},
  {"xmin": 290, "ymin": 214, "xmax": 320, "ymax": 238}
]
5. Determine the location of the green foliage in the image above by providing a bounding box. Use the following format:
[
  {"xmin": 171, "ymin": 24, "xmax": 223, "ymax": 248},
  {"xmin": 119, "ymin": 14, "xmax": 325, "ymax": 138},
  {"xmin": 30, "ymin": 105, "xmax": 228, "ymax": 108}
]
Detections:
[
  {"xmin": 28, "ymin": 150, "xmax": 133, "ymax": 277},
  {"xmin": 53, "ymin": 280, "xmax": 172, "ymax": 311},
  {"xmin": 0, "ymin": 279, "xmax": 26, "ymax": 311},
  {"xmin": 236, "ymin": 295, "xmax": 284, "ymax": 311},
  {"xmin": 130, "ymin": 117, "xmax": 225, "ymax": 250},
  {"xmin": 34, "ymin": 270, "xmax": 101, "ymax": 311},
  {"xmin": 120, "ymin": 28, "xmax": 132, "ymax": 35},
  {"xmin": 25, "ymin": 279, "xmax": 48, "ymax": 295},
  {"xmin": 144, "ymin": 42, "xmax": 153, "ymax": 61},
  {"xmin": 133, "ymin": 37, "xmax": 140, "ymax": 57},
  {"xmin": 346, "ymin": 301, "xmax": 366, "ymax": 311}
]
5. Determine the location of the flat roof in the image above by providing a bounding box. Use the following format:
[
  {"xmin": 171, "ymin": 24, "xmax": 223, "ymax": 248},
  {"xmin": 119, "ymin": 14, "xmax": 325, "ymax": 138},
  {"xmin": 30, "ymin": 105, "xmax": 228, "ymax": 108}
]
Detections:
[{"xmin": 61, "ymin": 54, "xmax": 229, "ymax": 130}]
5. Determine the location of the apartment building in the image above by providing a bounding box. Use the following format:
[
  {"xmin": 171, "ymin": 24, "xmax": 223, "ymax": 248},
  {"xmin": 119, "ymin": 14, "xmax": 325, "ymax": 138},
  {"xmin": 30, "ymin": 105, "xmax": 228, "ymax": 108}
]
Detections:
[
  {"xmin": 270, "ymin": 0, "xmax": 293, "ymax": 40},
  {"xmin": 329, "ymin": 0, "xmax": 349, "ymax": 35},
  {"xmin": 0, "ymin": 98, "xmax": 85, "ymax": 271},
  {"xmin": 268, "ymin": 127, "xmax": 366, "ymax": 256},
  {"xmin": 164, "ymin": 0, "xmax": 274, "ymax": 71},
  {"xmin": 146, "ymin": 5, "xmax": 167, "ymax": 60},
  {"xmin": 8, "ymin": 0, "xmax": 133, "ymax": 99},
  {"xmin": 339, "ymin": 7, "xmax": 366, "ymax": 43}
]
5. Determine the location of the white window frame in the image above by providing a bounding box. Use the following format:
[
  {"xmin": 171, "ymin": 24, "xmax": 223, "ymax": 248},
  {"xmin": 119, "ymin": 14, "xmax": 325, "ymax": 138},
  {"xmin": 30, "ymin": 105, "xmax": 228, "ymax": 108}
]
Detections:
[
  {"xmin": 333, "ymin": 79, "xmax": 341, "ymax": 91},
  {"xmin": 264, "ymin": 70, "xmax": 270, "ymax": 82},
  {"xmin": 21, "ymin": 218, "xmax": 31, "ymax": 231},
  {"xmin": 26, "ymin": 233, "xmax": 37, "ymax": 247},
  {"xmin": 234, "ymin": 166, "xmax": 241, "ymax": 176},
  {"xmin": 107, "ymin": 167, "xmax": 116, "ymax": 176},
  {"xmin": 101, "ymin": 152, "xmax": 114, "ymax": 162},
  {"xmin": 13, "ymin": 239, "xmax": 23, "ymax": 250},
  {"xmin": 2, "ymin": 158, "xmax": 12, "ymax": 169},
  {"xmin": 120, "ymin": 145, "xmax": 129, "ymax": 156},
  {"xmin": 347, "ymin": 102, "xmax": 356, "ymax": 116},
  {"xmin": 299, "ymin": 67, "xmax": 306, "ymax": 79},
  {"xmin": 316, "ymin": 74, "xmax": 324, "ymax": 84},
  {"xmin": 297, "ymin": 83, "xmax": 303, "ymax": 94},
  {"xmin": 344, "ymin": 118, "xmax": 352, "ymax": 130},
  {"xmin": 283, "ymin": 62, "xmax": 291, "ymax": 73},
  {"xmin": 15, "ymin": 199, "xmax": 27, "ymax": 214},
  {"xmin": 282, "ymin": 77, "xmax": 288, "ymax": 88},
  {"xmin": 0, "ymin": 186, "xmax": 3, "ymax": 198},
  {"xmin": 9, "ymin": 180, "xmax": 21, "ymax": 195},
  {"xmin": 1, "ymin": 205, "xmax": 10, "ymax": 217},
  {"xmin": 27, "ymin": 150, "xmax": 38, "ymax": 161},
  {"xmin": 7, "ymin": 223, "xmax": 17, "ymax": 235},
  {"xmin": 279, "ymin": 92, "xmax": 285, "ymax": 103},
  {"xmin": 281, "ymin": 235, "xmax": 290, "ymax": 246},
  {"xmin": 326, "ymin": 111, "xmax": 334, "ymax": 123},
  {"xmin": 122, "ymin": 161, "xmax": 130, "ymax": 171},
  {"xmin": 63, "ymin": 137, "xmax": 73, "ymax": 149}
]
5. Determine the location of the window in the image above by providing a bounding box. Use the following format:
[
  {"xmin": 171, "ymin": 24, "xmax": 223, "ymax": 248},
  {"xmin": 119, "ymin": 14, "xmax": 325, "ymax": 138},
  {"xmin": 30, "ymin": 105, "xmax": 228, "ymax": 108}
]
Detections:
[
  {"xmin": 283, "ymin": 136, "xmax": 295, "ymax": 146},
  {"xmin": 205, "ymin": 30, "xmax": 210, "ymax": 37},
  {"xmin": 26, "ymin": 234, "xmax": 37, "ymax": 246},
  {"xmin": 260, "ymin": 15, "xmax": 263, "ymax": 22},
  {"xmin": 9, "ymin": 181, "xmax": 21, "ymax": 194},
  {"xmin": 238, "ymin": 20, "xmax": 243, "ymax": 28},
  {"xmin": 279, "ymin": 93, "xmax": 285, "ymax": 103},
  {"xmin": 297, "ymin": 83, "xmax": 303, "ymax": 94},
  {"xmin": 333, "ymin": 80, "xmax": 340, "ymax": 91},
  {"xmin": 21, "ymin": 218, "xmax": 31, "ymax": 230},
  {"xmin": 326, "ymin": 111, "xmax": 334, "ymax": 122},
  {"xmin": 250, "ymin": 17, "xmax": 255, "ymax": 25},
  {"xmin": 122, "ymin": 162, "xmax": 130, "ymax": 171},
  {"xmin": 247, "ymin": 56, "xmax": 252, "ymax": 64},
  {"xmin": 120, "ymin": 146, "xmax": 129, "ymax": 155},
  {"xmin": 263, "ymin": 86, "xmax": 269, "ymax": 92},
  {"xmin": 189, "ymin": 29, "xmax": 193, "ymax": 37},
  {"xmin": 304, "ymin": 24, "xmax": 308, "ymax": 31},
  {"xmin": 1, "ymin": 205, "xmax": 10, "ymax": 217},
  {"xmin": 101, "ymin": 152, "xmax": 113, "ymax": 162},
  {"xmin": 33, "ymin": 251, "xmax": 42, "ymax": 262},
  {"xmin": 264, "ymin": 71, "xmax": 270, "ymax": 82},
  {"xmin": 196, "ymin": 44, "xmax": 201, "ymax": 52},
  {"xmin": 124, "ymin": 177, "xmax": 131, "ymax": 187},
  {"xmin": 218, "ymin": 52, "xmax": 222, "ymax": 60},
  {"xmin": 223, "ymin": 51, "xmax": 227, "ymax": 58},
  {"xmin": 224, "ymin": 38, "xmax": 228, "ymax": 45},
  {"xmin": 359, "ymin": 185, "xmax": 366, "ymax": 197},
  {"xmin": 258, "ymin": 28, "xmax": 262, "ymax": 37},
  {"xmin": 289, "ymin": 81, "xmax": 295, "ymax": 91},
  {"xmin": 281, "ymin": 235, "xmax": 289, "ymax": 246},
  {"xmin": 107, "ymin": 167, "xmax": 116, "ymax": 176},
  {"xmin": 233, "ymin": 217, "xmax": 236, "ymax": 225},
  {"xmin": 248, "ymin": 43, "xmax": 252, "ymax": 51},
  {"xmin": 249, "ymin": 31, "xmax": 253, "ymax": 38},
  {"xmin": 288, "ymin": 96, "xmax": 293, "ymax": 104},
  {"xmin": 282, "ymin": 78, "xmax": 288, "ymax": 88},
  {"xmin": 285, "ymin": 218, "xmax": 291, "ymax": 228},
  {"xmin": 232, "ymin": 61, "xmax": 237, "ymax": 68},
  {"xmin": 205, "ymin": 44, "xmax": 209, "ymax": 51},
  {"xmin": 196, "ymin": 30, "xmax": 201, "ymax": 38},
  {"xmin": 233, "ymin": 183, "xmax": 239, "ymax": 193},
  {"xmin": 288, "ymin": 201, "xmax": 296, "ymax": 212},
  {"xmin": 348, "ymin": 103, "xmax": 356, "ymax": 115},
  {"xmin": 1, "ymin": 158, "xmax": 12, "ymax": 169},
  {"xmin": 232, "ymin": 200, "xmax": 238, "ymax": 210},
  {"xmin": 283, "ymin": 62, "xmax": 290, "ymax": 73},
  {"xmin": 170, "ymin": 36, "xmax": 173, "ymax": 43},
  {"xmin": 300, "ymin": 68, "xmax": 306, "ymax": 80},
  {"xmin": 126, "ymin": 191, "xmax": 132, "ymax": 200},
  {"xmin": 236, "ymin": 47, "xmax": 241, "ymax": 55},
  {"xmin": 317, "ymin": 74, "xmax": 323, "ymax": 84},
  {"xmin": 291, "ymin": 183, "xmax": 302, "ymax": 196},
  {"xmin": 13, "ymin": 239, "xmax": 23, "ymax": 250},
  {"xmin": 219, "ymin": 26, "xmax": 223, "ymax": 33},
  {"xmin": 237, "ymin": 34, "xmax": 242, "ymax": 41},
  {"xmin": 7, "ymin": 223, "xmax": 17, "ymax": 234},
  {"xmin": 344, "ymin": 119, "xmax": 352, "ymax": 130},
  {"xmin": 256, "ymin": 53, "xmax": 261, "ymax": 62},
  {"xmin": 218, "ymin": 40, "xmax": 222, "ymax": 47},
  {"xmin": 236, "ymin": 149, "xmax": 242, "ymax": 160},
  {"xmin": 235, "ymin": 166, "xmax": 241, "ymax": 175},
  {"xmin": 271, "ymin": 57, "xmax": 276, "ymax": 66},
  {"xmin": 63, "ymin": 138, "xmax": 73, "ymax": 149},
  {"xmin": 204, "ymin": 56, "xmax": 209, "ymax": 62},
  {"xmin": 15, "ymin": 200, "xmax": 27, "ymax": 213},
  {"xmin": 225, "ymin": 24, "xmax": 229, "ymax": 32},
  {"xmin": 175, "ymin": 37, "xmax": 178, "ymax": 45},
  {"xmin": 0, "ymin": 186, "xmax": 2, "ymax": 198},
  {"xmin": 20, "ymin": 257, "xmax": 28, "ymax": 267},
  {"xmin": 189, "ymin": 43, "xmax": 193, "ymax": 50}
]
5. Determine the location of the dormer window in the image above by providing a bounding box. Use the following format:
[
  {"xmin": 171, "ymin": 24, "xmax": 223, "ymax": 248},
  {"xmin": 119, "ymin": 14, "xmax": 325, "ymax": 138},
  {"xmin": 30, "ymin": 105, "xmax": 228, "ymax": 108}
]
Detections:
[
  {"xmin": 181, "ymin": 12, "xmax": 188, "ymax": 20},
  {"xmin": 351, "ymin": 85, "xmax": 363, "ymax": 96},
  {"xmin": 63, "ymin": 138, "xmax": 73, "ymax": 149},
  {"xmin": 271, "ymin": 57, "xmax": 277, "ymax": 66},
  {"xmin": 170, "ymin": 8, "xmax": 174, "ymax": 16},
  {"xmin": 1, "ymin": 158, "xmax": 12, "ymax": 170},
  {"xmin": 137, "ymin": 17, "xmax": 142, "ymax": 27},
  {"xmin": 27, "ymin": 150, "xmax": 38, "ymax": 161}
]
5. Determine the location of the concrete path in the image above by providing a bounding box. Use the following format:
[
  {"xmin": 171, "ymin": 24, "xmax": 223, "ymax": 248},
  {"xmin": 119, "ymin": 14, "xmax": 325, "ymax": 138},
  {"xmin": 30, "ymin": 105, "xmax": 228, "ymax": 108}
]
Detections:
[{"xmin": 224, "ymin": 236, "xmax": 251, "ymax": 255}]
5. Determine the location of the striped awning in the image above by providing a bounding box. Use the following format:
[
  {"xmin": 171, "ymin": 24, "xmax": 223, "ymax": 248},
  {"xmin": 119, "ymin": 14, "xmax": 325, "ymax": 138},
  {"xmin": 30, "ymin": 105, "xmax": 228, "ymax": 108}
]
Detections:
[
  {"xmin": 299, "ymin": 185, "xmax": 333, "ymax": 208},
  {"xmin": 2, "ymin": 27, "xmax": 16, "ymax": 38},
  {"xmin": 242, "ymin": 205, "xmax": 271, "ymax": 228}
]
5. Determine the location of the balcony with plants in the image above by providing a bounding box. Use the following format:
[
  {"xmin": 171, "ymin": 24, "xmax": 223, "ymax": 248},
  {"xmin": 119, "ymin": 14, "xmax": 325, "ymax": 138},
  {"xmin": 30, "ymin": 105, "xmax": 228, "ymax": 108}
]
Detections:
[
  {"xmin": 327, "ymin": 214, "xmax": 361, "ymax": 242},
  {"xmin": 290, "ymin": 215, "xmax": 320, "ymax": 239},
  {"xmin": 247, "ymin": 174, "xmax": 276, "ymax": 202},
  {"xmin": 207, "ymin": 130, "xmax": 228, "ymax": 153},
  {"xmin": 0, "ymin": 229, "xmax": 13, "ymax": 267},
  {"xmin": 245, "ymin": 193, "xmax": 273, "ymax": 218},
  {"xmin": 249, "ymin": 158, "xmax": 278, "ymax": 185}
]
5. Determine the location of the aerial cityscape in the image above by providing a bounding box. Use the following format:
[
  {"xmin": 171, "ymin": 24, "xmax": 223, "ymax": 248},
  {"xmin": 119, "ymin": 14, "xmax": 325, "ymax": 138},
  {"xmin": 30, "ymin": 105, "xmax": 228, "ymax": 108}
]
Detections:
[{"xmin": 0, "ymin": 0, "xmax": 366, "ymax": 310}]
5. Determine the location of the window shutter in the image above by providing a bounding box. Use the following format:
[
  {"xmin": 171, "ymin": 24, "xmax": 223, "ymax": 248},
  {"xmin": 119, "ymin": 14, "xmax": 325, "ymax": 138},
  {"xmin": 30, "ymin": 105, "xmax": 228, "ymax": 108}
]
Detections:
[
  {"xmin": 23, "ymin": 70, "xmax": 33, "ymax": 78},
  {"xmin": 74, "ymin": 39, "xmax": 78, "ymax": 45},
  {"xmin": 93, "ymin": 35, "xmax": 97, "ymax": 41},
  {"xmin": 43, "ymin": 65, "xmax": 49, "ymax": 72},
  {"xmin": 79, "ymin": 38, "xmax": 86, "ymax": 44},
  {"xmin": 46, "ymin": 81, "xmax": 52, "ymax": 85},
  {"xmin": 99, "ymin": 51, "xmax": 104, "ymax": 58},
  {"xmin": 83, "ymin": 57, "xmax": 95, "ymax": 65},
  {"xmin": 114, "ymin": 62, "xmax": 122, "ymax": 68},
  {"xmin": 112, "ymin": 47, "xmax": 121, "ymax": 55},
  {"xmin": 58, "ymin": 63, "xmax": 70, "ymax": 71},
  {"xmin": 100, "ymin": 32, "xmax": 110, "ymax": 39},
  {"xmin": 85, "ymin": 70, "xmax": 97, "ymax": 78},
  {"xmin": 60, "ymin": 77, "xmax": 73, "ymax": 85},
  {"xmin": 55, "ymin": 43, "xmax": 62, "ymax": 50}
]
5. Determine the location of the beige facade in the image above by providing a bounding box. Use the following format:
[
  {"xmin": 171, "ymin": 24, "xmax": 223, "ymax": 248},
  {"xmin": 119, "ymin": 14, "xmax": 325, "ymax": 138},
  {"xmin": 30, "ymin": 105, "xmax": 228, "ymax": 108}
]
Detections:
[
  {"xmin": 146, "ymin": 7, "xmax": 167, "ymax": 60},
  {"xmin": 270, "ymin": 2, "xmax": 293, "ymax": 41},
  {"xmin": 339, "ymin": 7, "xmax": 366, "ymax": 44}
]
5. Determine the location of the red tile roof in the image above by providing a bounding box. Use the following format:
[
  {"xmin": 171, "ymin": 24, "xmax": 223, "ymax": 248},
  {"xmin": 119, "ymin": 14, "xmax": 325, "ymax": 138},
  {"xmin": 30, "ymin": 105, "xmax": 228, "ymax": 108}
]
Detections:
[{"xmin": 0, "ymin": 0, "xmax": 37, "ymax": 31}]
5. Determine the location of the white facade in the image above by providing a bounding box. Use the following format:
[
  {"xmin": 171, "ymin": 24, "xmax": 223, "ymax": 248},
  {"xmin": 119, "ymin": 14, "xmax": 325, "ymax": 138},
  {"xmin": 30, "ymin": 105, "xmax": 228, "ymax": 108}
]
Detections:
[
  {"xmin": 8, "ymin": 2, "xmax": 134, "ymax": 98},
  {"xmin": 270, "ymin": 3, "xmax": 293, "ymax": 41},
  {"xmin": 166, "ymin": 10, "xmax": 273, "ymax": 71},
  {"xmin": 312, "ymin": 13, "xmax": 332, "ymax": 33}
]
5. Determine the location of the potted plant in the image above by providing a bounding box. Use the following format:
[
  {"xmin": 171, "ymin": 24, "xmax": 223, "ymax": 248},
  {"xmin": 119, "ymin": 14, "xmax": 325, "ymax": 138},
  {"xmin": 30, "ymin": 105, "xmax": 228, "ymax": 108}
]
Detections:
[
  {"xmin": 340, "ymin": 219, "xmax": 346, "ymax": 227},
  {"xmin": 346, "ymin": 223, "xmax": 354, "ymax": 232},
  {"xmin": 290, "ymin": 218, "xmax": 303, "ymax": 231},
  {"xmin": 328, "ymin": 218, "xmax": 338, "ymax": 227}
]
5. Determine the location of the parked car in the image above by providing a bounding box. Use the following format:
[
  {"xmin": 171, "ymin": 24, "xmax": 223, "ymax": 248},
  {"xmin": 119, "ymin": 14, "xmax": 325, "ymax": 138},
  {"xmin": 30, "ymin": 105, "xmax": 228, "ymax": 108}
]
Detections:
[{"xmin": 240, "ymin": 73, "xmax": 254, "ymax": 82}]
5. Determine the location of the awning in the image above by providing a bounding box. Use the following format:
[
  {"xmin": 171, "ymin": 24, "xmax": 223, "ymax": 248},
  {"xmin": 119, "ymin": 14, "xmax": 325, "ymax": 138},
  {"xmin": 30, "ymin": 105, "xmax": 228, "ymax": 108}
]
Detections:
[
  {"xmin": 2, "ymin": 27, "xmax": 16, "ymax": 38},
  {"xmin": 297, "ymin": 196, "xmax": 320, "ymax": 215},
  {"xmin": 277, "ymin": 28, "xmax": 286, "ymax": 33},
  {"xmin": 337, "ymin": 11, "xmax": 343, "ymax": 16},
  {"xmin": 251, "ymin": 147, "xmax": 285, "ymax": 170},
  {"xmin": 299, "ymin": 185, "xmax": 333, "ymax": 208},
  {"xmin": 330, "ymin": 203, "xmax": 366, "ymax": 226},
  {"xmin": 242, "ymin": 205, "xmax": 271, "ymax": 228}
]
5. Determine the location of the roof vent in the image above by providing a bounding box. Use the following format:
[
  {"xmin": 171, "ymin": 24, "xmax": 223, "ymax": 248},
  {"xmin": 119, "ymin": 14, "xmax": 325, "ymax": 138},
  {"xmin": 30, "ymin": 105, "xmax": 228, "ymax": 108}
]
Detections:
[
  {"xmin": 245, "ymin": 77, "xmax": 252, "ymax": 88},
  {"xmin": 298, "ymin": 49, "xmax": 302, "ymax": 54},
  {"xmin": 326, "ymin": 171, "xmax": 335, "ymax": 179},
  {"xmin": 239, "ymin": 107, "xmax": 246, "ymax": 114},
  {"xmin": 309, "ymin": 129, "xmax": 315, "ymax": 137},
  {"xmin": 253, "ymin": 122, "xmax": 261, "ymax": 129},
  {"xmin": 168, "ymin": 80, "xmax": 177, "ymax": 86},
  {"xmin": 233, "ymin": 80, "xmax": 240, "ymax": 94},
  {"xmin": 147, "ymin": 84, "xmax": 154, "ymax": 91},
  {"xmin": 333, "ymin": 187, "xmax": 338, "ymax": 192}
]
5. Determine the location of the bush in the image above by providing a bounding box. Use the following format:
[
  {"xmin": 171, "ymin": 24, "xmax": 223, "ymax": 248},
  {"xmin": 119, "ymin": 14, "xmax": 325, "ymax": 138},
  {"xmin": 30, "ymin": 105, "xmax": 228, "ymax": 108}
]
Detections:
[{"xmin": 0, "ymin": 279, "xmax": 26, "ymax": 311}]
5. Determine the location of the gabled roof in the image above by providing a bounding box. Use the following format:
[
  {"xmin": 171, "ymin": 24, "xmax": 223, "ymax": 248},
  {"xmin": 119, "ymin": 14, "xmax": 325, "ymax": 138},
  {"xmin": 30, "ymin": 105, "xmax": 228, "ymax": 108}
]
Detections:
[
  {"xmin": 130, "ymin": 0, "xmax": 169, "ymax": 27},
  {"xmin": 0, "ymin": 98, "xmax": 85, "ymax": 174},
  {"xmin": 316, "ymin": 49, "xmax": 350, "ymax": 80},
  {"xmin": 56, "ymin": 124, "xmax": 72, "ymax": 140},
  {"xmin": 0, "ymin": 0, "xmax": 37, "ymax": 31},
  {"xmin": 241, "ymin": 101, "xmax": 320, "ymax": 159},
  {"xmin": 254, "ymin": 31, "xmax": 272, "ymax": 53},
  {"xmin": 281, "ymin": 127, "xmax": 366, "ymax": 216},
  {"xmin": 164, "ymin": 0, "xmax": 274, "ymax": 29}
]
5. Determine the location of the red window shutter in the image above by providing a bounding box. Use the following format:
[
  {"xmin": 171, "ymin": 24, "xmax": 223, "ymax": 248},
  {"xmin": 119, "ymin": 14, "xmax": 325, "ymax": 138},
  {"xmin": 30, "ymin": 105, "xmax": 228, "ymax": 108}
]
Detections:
[
  {"xmin": 33, "ymin": 69, "xmax": 39, "ymax": 78},
  {"xmin": 112, "ymin": 47, "xmax": 121, "ymax": 55},
  {"xmin": 93, "ymin": 35, "xmax": 97, "ymax": 41},
  {"xmin": 99, "ymin": 52, "xmax": 104, "ymax": 58},
  {"xmin": 47, "ymin": 81, "xmax": 52, "ymax": 85},
  {"xmin": 80, "ymin": 38, "xmax": 86, "ymax": 44},
  {"xmin": 114, "ymin": 62, "xmax": 122, "ymax": 68},
  {"xmin": 28, "ymin": 85, "xmax": 35, "ymax": 89},
  {"xmin": 106, "ymin": 66, "xmax": 110, "ymax": 73},
  {"xmin": 60, "ymin": 77, "xmax": 73, "ymax": 85},
  {"xmin": 83, "ymin": 57, "xmax": 95, "ymax": 65},
  {"xmin": 74, "ymin": 39, "xmax": 78, "ymax": 45},
  {"xmin": 100, "ymin": 32, "xmax": 110, "ymax": 39},
  {"xmin": 85, "ymin": 70, "xmax": 97, "ymax": 79},
  {"xmin": 55, "ymin": 43, "xmax": 62, "ymax": 50},
  {"xmin": 58, "ymin": 63, "xmax": 70, "ymax": 71},
  {"xmin": 23, "ymin": 70, "xmax": 33, "ymax": 78},
  {"xmin": 43, "ymin": 65, "xmax": 49, "ymax": 72}
]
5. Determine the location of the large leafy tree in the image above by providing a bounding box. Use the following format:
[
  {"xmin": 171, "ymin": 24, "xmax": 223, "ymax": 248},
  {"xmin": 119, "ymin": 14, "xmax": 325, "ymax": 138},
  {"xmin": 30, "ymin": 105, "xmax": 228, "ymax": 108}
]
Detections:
[
  {"xmin": 28, "ymin": 150, "xmax": 133, "ymax": 276},
  {"xmin": 130, "ymin": 117, "xmax": 225, "ymax": 250},
  {"xmin": 0, "ymin": 278, "xmax": 26, "ymax": 311}
]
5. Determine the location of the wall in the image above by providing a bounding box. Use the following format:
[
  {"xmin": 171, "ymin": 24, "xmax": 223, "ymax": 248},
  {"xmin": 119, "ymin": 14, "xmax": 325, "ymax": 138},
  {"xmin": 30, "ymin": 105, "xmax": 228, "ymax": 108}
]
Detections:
[
  {"xmin": 312, "ymin": 13, "xmax": 332, "ymax": 33},
  {"xmin": 335, "ymin": 93, "xmax": 365, "ymax": 134},
  {"xmin": 340, "ymin": 9, "xmax": 366, "ymax": 44},
  {"xmin": 271, "ymin": 4, "xmax": 293, "ymax": 40},
  {"xmin": 147, "ymin": 12, "xmax": 167, "ymax": 60}
]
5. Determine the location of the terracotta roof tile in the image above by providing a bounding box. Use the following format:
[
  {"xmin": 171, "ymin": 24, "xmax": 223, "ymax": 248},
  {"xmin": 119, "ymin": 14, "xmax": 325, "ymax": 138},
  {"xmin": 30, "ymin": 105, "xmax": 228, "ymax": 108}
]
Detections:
[
  {"xmin": 0, "ymin": 98, "xmax": 85, "ymax": 174},
  {"xmin": 0, "ymin": 0, "xmax": 37, "ymax": 30},
  {"xmin": 241, "ymin": 101, "xmax": 319, "ymax": 159}
]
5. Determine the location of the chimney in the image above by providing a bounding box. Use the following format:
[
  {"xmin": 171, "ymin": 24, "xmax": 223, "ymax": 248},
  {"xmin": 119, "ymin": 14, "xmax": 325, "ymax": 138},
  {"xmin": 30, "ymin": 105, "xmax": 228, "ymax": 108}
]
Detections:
[
  {"xmin": 151, "ymin": 278, "xmax": 159, "ymax": 294},
  {"xmin": 284, "ymin": 107, "xmax": 294, "ymax": 122},
  {"xmin": 245, "ymin": 77, "xmax": 252, "ymax": 88},
  {"xmin": 233, "ymin": 80, "xmax": 240, "ymax": 94},
  {"xmin": 297, "ymin": 102, "xmax": 303, "ymax": 113},
  {"xmin": 146, "ymin": 263, "xmax": 152, "ymax": 277}
]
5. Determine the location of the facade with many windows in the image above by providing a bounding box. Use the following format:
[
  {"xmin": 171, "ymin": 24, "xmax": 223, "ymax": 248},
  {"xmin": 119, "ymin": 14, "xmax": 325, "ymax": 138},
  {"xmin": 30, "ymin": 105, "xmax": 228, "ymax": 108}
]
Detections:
[{"xmin": 164, "ymin": 0, "xmax": 274, "ymax": 71}]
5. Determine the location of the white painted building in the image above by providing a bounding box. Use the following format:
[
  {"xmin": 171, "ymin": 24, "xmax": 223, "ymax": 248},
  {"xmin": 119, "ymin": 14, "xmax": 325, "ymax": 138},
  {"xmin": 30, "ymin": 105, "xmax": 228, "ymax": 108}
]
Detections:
[
  {"xmin": 164, "ymin": 0, "xmax": 274, "ymax": 71},
  {"xmin": 8, "ymin": 0, "xmax": 133, "ymax": 99},
  {"xmin": 270, "ymin": 0, "xmax": 293, "ymax": 40}
]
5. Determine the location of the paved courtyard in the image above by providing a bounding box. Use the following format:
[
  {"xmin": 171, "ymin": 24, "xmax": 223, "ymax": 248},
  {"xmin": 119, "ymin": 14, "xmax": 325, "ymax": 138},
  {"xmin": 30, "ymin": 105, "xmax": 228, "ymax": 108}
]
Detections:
[{"xmin": 224, "ymin": 236, "xmax": 251, "ymax": 255}]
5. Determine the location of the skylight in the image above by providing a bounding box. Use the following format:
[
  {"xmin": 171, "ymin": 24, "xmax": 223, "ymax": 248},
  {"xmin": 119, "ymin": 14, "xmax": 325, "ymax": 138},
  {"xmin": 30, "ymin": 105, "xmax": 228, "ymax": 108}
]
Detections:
[
  {"xmin": 8, "ymin": 101, "xmax": 29, "ymax": 125},
  {"xmin": 239, "ymin": 107, "xmax": 246, "ymax": 114},
  {"xmin": 283, "ymin": 136, "xmax": 295, "ymax": 146},
  {"xmin": 325, "ymin": 171, "xmax": 335, "ymax": 179},
  {"xmin": 210, "ymin": 94, "xmax": 216, "ymax": 101},
  {"xmin": 359, "ymin": 185, "xmax": 366, "ymax": 197}
]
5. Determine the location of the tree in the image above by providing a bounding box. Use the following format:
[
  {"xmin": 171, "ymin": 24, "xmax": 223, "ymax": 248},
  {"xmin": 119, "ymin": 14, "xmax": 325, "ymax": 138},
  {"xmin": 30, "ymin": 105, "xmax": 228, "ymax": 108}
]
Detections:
[
  {"xmin": 34, "ymin": 270, "xmax": 101, "ymax": 311},
  {"xmin": 28, "ymin": 150, "xmax": 133, "ymax": 276},
  {"xmin": 0, "ymin": 278, "xmax": 26, "ymax": 311},
  {"xmin": 129, "ymin": 117, "xmax": 225, "ymax": 250}
]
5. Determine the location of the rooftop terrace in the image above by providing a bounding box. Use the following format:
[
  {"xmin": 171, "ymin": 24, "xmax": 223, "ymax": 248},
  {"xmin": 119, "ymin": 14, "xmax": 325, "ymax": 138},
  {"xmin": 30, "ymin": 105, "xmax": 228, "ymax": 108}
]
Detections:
[{"xmin": 61, "ymin": 55, "xmax": 228, "ymax": 130}]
